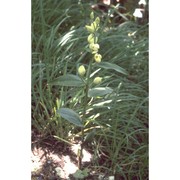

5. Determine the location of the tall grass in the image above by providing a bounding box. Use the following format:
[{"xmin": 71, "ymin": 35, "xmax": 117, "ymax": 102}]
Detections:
[{"xmin": 32, "ymin": 0, "xmax": 148, "ymax": 178}]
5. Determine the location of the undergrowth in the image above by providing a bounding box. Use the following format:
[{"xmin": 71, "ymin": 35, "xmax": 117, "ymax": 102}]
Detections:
[{"xmin": 32, "ymin": 0, "xmax": 148, "ymax": 179}]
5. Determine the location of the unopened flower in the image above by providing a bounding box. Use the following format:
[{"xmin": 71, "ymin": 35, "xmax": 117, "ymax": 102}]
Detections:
[
  {"xmin": 89, "ymin": 43, "xmax": 100, "ymax": 54},
  {"xmin": 94, "ymin": 53, "xmax": 102, "ymax": 63},
  {"xmin": 85, "ymin": 25, "xmax": 94, "ymax": 33},
  {"xmin": 93, "ymin": 77, "xmax": 102, "ymax": 84},
  {"xmin": 85, "ymin": 22, "xmax": 99, "ymax": 33},
  {"xmin": 90, "ymin": 11, "xmax": 94, "ymax": 20},
  {"xmin": 95, "ymin": 17, "xmax": 100, "ymax": 25},
  {"xmin": 78, "ymin": 65, "xmax": 86, "ymax": 76},
  {"xmin": 87, "ymin": 34, "xmax": 98, "ymax": 44},
  {"xmin": 92, "ymin": 21, "xmax": 99, "ymax": 29}
]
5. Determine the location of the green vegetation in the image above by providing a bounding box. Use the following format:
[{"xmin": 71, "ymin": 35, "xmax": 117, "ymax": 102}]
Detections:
[{"xmin": 32, "ymin": 0, "xmax": 148, "ymax": 179}]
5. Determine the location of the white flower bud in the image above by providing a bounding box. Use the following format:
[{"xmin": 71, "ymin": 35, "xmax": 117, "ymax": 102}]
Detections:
[
  {"xmin": 93, "ymin": 77, "xmax": 102, "ymax": 84},
  {"xmin": 78, "ymin": 65, "xmax": 86, "ymax": 76}
]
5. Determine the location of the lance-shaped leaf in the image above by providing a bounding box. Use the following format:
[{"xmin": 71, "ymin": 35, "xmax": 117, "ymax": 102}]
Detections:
[
  {"xmin": 96, "ymin": 62, "xmax": 128, "ymax": 75},
  {"xmin": 57, "ymin": 108, "xmax": 83, "ymax": 127},
  {"xmin": 88, "ymin": 87, "xmax": 113, "ymax": 97},
  {"xmin": 49, "ymin": 74, "xmax": 85, "ymax": 87}
]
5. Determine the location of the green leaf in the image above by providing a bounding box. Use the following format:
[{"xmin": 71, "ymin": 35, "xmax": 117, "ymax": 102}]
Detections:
[
  {"xmin": 97, "ymin": 62, "xmax": 128, "ymax": 75},
  {"xmin": 73, "ymin": 169, "xmax": 89, "ymax": 179},
  {"xmin": 48, "ymin": 74, "xmax": 84, "ymax": 87},
  {"xmin": 88, "ymin": 87, "xmax": 113, "ymax": 97},
  {"xmin": 84, "ymin": 129, "xmax": 96, "ymax": 144},
  {"xmin": 57, "ymin": 108, "xmax": 83, "ymax": 127}
]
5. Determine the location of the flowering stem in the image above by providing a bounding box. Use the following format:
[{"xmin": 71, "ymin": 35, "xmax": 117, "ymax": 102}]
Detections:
[
  {"xmin": 78, "ymin": 12, "xmax": 101, "ymax": 169},
  {"xmin": 78, "ymin": 59, "xmax": 93, "ymax": 169}
]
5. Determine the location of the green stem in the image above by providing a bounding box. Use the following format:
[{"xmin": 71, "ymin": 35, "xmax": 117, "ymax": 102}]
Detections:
[{"xmin": 78, "ymin": 59, "xmax": 93, "ymax": 169}]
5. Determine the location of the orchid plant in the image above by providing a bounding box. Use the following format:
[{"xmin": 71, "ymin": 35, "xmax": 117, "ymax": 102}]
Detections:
[{"xmin": 49, "ymin": 11, "xmax": 128, "ymax": 170}]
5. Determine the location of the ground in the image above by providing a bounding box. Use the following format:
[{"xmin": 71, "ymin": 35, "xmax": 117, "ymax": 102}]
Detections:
[{"xmin": 31, "ymin": 131, "xmax": 113, "ymax": 180}]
